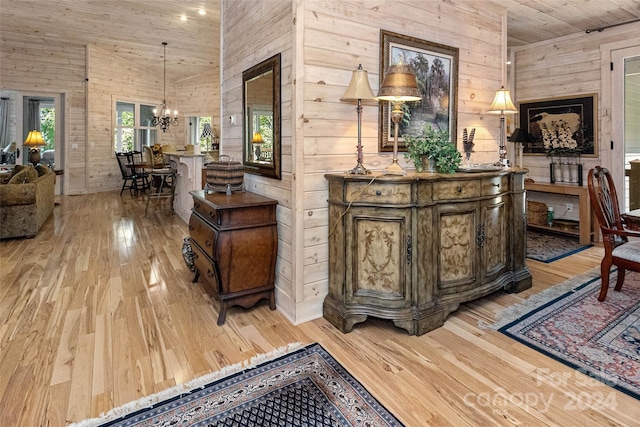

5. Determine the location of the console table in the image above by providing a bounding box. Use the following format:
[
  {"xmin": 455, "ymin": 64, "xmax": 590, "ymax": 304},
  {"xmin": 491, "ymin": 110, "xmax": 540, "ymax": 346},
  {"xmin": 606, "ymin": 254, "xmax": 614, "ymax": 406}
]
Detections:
[
  {"xmin": 524, "ymin": 182, "xmax": 594, "ymax": 244},
  {"xmin": 188, "ymin": 190, "xmax": 278, "ymax": 325},
  {"xmin": 324, "ymin": 169, "xmax": 532, "ymax": 336}
]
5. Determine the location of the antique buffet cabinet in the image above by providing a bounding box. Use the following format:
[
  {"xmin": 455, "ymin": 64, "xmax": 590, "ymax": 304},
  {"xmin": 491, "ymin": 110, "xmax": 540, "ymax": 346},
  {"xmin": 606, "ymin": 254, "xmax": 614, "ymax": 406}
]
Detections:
[{"xmin": 324, "ymin": 169, "xmax": 531, "ymax": 336}]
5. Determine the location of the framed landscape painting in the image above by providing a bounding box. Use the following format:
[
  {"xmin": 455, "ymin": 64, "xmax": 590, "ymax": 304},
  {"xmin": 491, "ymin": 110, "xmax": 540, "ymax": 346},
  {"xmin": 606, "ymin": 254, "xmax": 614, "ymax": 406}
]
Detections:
[
  {"xmin": 378, "ymin": 30, "xmax": 459, "ymax": 152},
  {"xmin": 519, "ymin": 94, "xmax": 597, "ymax": 156}
]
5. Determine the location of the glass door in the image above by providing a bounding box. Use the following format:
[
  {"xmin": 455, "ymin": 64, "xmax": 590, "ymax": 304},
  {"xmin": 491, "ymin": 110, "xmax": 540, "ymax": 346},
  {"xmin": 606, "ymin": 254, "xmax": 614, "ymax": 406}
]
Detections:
[{"xmin": 612, "ymin": 47, "xmax": 640, "ymax": 212}]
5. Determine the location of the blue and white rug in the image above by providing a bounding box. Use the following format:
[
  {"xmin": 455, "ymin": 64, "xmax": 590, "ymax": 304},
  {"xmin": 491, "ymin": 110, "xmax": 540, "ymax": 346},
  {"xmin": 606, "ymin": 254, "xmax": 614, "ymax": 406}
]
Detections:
[{"xmin": 70, "ymin": 343, "xmax": 404, "ymax": 427}]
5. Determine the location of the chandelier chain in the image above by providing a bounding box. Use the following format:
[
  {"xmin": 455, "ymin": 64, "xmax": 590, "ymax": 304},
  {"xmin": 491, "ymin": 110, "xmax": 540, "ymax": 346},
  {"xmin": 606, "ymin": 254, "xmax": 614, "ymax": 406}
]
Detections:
[{"xmin": 152, "ymin": 41, "xmax": 178, "ymax": 132}]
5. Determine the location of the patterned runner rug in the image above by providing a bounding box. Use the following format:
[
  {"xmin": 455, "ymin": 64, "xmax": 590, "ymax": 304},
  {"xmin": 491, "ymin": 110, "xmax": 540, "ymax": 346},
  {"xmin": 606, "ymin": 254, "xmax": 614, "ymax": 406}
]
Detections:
[
  {"xmin": 70, "ymin": 343, "xmax": 403, "ymax": 427},
  {"xmin": 526, "ymin": 230, "xmax": 592, "ymax": 262},
  {"xmin": 489, "ymin": 269, "xmax": 640, "ymax": 400}
]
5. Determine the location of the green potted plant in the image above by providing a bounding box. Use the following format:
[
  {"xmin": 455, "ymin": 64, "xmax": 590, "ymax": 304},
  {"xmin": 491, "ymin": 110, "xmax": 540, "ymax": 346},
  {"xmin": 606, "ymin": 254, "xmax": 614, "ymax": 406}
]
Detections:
[{"xmin": 404, "ymin": 125, "xmax": 461, "ymax": 174}]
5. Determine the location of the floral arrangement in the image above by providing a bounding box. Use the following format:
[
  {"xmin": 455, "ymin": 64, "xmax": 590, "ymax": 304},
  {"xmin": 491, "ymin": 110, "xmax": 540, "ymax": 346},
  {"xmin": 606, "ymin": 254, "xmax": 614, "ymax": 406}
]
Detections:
[{"xmin": 541, "ymin": 122, "xmax": 578, "ymax": 156}]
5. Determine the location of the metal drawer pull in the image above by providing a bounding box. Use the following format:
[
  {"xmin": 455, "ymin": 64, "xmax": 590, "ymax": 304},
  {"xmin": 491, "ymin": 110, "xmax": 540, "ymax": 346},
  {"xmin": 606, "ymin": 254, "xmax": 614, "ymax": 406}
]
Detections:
[
  {"xmin": 456, "ymin": 186, "xmax": 463, "ymax": 193},
  {"xmin": 376, "ymin": 190, "xmax": 382, "ymax": 196}
]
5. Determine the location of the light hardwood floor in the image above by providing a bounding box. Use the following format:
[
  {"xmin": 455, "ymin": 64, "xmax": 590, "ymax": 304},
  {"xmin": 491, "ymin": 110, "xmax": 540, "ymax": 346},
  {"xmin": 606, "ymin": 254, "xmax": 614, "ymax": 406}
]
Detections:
[{"xmin": 1, "ymin": 191, "xmax": 638, "ymax": 426}]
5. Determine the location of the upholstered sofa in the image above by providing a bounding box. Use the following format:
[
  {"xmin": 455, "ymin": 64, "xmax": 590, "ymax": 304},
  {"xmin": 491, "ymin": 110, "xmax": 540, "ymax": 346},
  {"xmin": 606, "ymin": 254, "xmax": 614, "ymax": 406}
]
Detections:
[{"xmin": 0, "ymin": 165, "xmax": 55, "ymax": 239}]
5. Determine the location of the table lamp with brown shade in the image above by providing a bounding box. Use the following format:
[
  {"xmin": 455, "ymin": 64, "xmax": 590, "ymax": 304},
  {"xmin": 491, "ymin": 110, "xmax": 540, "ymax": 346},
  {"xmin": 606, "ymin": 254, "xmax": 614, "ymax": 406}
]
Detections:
[
  {"xmin": 23, "ymin": 130, "xmax": 46, "ymax": 167},
  {"xmin": 376, "ymin": 63, "xmax": 422, "ymax": 175}
]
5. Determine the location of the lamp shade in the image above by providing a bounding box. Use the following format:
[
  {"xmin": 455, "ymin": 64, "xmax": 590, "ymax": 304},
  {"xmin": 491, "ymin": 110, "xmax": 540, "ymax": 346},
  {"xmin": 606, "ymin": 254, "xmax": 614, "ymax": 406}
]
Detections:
[
  {"xmin": 376, "ymin": 64, "xmax": 422, "ymax": 102},
  {"xmin": 23, "ymin": 130, "xmax": 46, "ymax": 147},
  {"xmin": 509, "ymin": 128, "xmax": 534, "ymax": 144},
  {"xmin": 201, "ymin": 122, "xmax": 212, "ymax": 138},
  {"xmin": 487, "ymin": 86, "xmax": 517, "ymax": 115},
  {"xmin": 2, "ymin": 142, "xmax": 16, "ymax": 154},
  {"xmin": 341, "ymin": 64, "xmax": 377, "ymax": 102},
  {"xmin": 251, "ymin": 132, "xmax": 264, "ymax": 144}
]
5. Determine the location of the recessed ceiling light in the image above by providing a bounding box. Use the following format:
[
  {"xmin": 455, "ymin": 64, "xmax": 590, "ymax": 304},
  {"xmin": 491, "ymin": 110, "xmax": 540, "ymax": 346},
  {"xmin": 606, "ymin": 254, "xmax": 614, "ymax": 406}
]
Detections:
[
  {"xmin": 180, "ymin": 14, "xmax": 187, "ymax": 21},
  {"xmin": 198, "ymin": 9, "xmax": 206, "ymax": 15}
]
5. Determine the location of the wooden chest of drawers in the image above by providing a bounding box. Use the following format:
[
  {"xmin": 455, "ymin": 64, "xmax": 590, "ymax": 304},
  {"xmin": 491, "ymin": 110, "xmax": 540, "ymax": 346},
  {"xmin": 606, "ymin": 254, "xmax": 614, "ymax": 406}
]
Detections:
[{"xmin": 189, "ymin": 190, "xmax": 278, "ymax": 325}]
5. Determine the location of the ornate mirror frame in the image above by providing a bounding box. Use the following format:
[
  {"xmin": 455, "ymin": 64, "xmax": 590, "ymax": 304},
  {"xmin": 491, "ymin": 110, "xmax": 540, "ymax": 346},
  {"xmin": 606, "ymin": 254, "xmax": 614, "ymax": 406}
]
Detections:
[{"xmin": 242, "ymin": 53, "xmax": 281, "ymax": 179}]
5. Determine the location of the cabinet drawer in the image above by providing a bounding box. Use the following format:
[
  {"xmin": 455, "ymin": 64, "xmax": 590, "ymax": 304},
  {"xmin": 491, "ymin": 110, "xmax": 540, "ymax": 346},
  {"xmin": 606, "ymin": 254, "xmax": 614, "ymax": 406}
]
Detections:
[
  {"xmin": 189, "ymin": 213, "xmax": 218, "ymax": 260},
  {"xmin": 432, "ymin": 180, "xmax": 480, "ymax": 200},
  {"xmin": 191, "ymin": 241, "xmax": 219, "ymax": 293},
  {"xmin": 345, "ymin": 182, "xmax": 411, "ymax": 204},
  {"xmin": 482, "ymin": 176, "xmax": 508, "ymax": 196},
  {"xmin": 193, "ymin": 199, "xmax": 220, "ymax": 226}
]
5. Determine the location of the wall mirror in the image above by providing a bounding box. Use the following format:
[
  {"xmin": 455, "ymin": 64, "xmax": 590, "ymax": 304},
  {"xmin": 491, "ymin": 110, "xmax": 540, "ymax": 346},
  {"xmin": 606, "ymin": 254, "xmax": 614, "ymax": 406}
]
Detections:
[{"xmin": 242, "ymin": 53, "xmax": 281, "ymax": 179}]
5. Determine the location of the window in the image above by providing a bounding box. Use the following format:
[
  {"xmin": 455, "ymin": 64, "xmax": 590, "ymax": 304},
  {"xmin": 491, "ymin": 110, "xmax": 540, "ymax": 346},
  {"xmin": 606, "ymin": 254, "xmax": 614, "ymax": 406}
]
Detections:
[
  {"xmin": 188, "ymin": 116, "xmax": 215, "ymax": 151},
  {"xmin": 114, "ymin": 101, "xmax": 157, "ymax": 152}
]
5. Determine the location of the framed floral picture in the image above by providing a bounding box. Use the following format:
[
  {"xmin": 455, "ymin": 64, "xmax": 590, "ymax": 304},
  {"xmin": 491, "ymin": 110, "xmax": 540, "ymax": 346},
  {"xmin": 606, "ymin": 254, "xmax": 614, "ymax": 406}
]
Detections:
[
  {"xmin": 519, "ymin": 94, "xmax": 597, "ymax": 157},
  {"xmin": 378, "ymin": 30, "xmax": 459, "ymax": 152}
]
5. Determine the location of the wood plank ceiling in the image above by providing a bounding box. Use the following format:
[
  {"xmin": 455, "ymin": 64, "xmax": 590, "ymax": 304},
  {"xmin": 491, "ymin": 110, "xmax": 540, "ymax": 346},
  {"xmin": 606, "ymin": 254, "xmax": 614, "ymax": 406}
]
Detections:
[
  {"xmin": 0, "ymin": 0, "xmax": 220, "ymax": 83},
  {"xmin": 502, "ymin": 0, "xmax": 640, "ymax": 46},
  {"xmin": 0, "ymin": 0, "xmax": 638, "ymax": 82}
]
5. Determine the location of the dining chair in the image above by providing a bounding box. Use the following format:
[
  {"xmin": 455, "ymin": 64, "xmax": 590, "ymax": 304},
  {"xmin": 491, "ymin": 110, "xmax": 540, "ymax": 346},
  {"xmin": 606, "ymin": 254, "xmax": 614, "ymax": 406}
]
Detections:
[
  {"xmin": 129, "ymin": 150, "xmax": 150, "ymax": 192},
  {"xmin": 144, "ymin": 145, "xmax": 169, "ymax": 169},
  {"xmin": 145, "ymin": 159, "xmax": 177, "ymax": 217},
  {"xmin": 115, "ymin": 151, "xmax": 140, "ymax": 196},
  {"xmin": 587, "ymin": 166, "xmax": 640, "ymax": 301}
]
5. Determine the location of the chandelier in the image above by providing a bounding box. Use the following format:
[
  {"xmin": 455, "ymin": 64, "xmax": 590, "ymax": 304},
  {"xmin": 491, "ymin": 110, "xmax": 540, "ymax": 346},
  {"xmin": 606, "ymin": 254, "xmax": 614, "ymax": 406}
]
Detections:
[{"xmin": 152, "ymin": 42, "xmax": 178, "ymax": 132}]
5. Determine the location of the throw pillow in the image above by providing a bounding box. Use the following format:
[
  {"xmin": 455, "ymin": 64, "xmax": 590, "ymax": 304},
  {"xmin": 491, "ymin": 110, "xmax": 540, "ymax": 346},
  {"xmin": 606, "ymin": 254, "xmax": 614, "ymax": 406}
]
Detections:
[
  {"xmin": 7, "ymin": 164, "xmax": 26, "ymax": 179},
  {"xmin": 35, "ymin": 165, "xmax": 49, "ymax": 177},
  {"xmin": 8, "ymin": 166, "xmax": 38, "ymax": 184}
]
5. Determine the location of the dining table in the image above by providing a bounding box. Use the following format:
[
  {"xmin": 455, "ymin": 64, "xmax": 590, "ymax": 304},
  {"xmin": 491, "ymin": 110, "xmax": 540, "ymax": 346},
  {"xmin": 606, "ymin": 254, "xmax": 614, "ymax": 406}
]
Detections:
[{"xmin": 622, "ymin": 208, "xmax": 640, "ymax": 231}]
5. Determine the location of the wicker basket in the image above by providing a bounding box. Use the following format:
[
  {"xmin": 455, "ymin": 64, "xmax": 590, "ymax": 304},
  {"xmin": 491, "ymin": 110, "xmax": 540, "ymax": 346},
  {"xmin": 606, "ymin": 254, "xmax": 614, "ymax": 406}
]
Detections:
[
  {"xmin": 527, "ymin": 200, "xmax": 548, "ymax": 226},
  {"xmin": 205, "ymin": 155, "xmax": 244, "ymax": 194}
]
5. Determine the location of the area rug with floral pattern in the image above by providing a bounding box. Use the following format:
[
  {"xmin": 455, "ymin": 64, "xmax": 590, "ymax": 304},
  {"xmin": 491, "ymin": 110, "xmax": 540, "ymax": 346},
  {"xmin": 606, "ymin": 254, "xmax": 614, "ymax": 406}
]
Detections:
[
  {"xmin": 489, "ymin": 269, "xmax": 640, "ymax": 400},
  {"xmin": 70, "ymin": 342, "xmax": 404, "ymax": 427},
  {"xmin": 526, "ymin": 230, "xmax": 593, "ymax": 262}
]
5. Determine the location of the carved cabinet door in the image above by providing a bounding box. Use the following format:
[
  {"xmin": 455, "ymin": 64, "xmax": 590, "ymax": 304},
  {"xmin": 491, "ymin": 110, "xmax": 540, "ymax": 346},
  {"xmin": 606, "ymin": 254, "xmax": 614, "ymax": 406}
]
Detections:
[
  {"xmin": 344, "ymin": 207, "xmax": 413, "ymax": 308},
  {"xmin": 435, "ymin": 197, "xmax": 509, "ymax": 295},
  {"xmin": 480, "ymin": 197, "xmax": 508, "ymax": 282},
  {"xmin": 436, "ymin": 201, "xmax": 480, "ymax": 295}
]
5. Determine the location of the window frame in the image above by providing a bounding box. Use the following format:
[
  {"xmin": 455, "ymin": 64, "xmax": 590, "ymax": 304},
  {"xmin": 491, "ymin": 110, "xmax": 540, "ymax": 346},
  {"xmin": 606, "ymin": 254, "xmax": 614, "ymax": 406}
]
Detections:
[{"xmin": 113, "ymin": 97, "xmax": 158, "ymax": 154}]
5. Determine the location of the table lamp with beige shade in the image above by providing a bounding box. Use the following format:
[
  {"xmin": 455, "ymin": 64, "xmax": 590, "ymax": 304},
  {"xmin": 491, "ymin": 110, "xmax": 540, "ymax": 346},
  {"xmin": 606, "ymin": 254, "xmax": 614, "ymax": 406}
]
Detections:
[
  {"xmin": 340, "ymin": 64, "xmax": 378, "ymax": 175},
  {"xmin": 23, "ymin": 130, "xmax": 46, "ymax": 167},
  {"xmin": 487, "ymin": 86, "xmax": 518, "ymax": 167},
  {"xmin": 376, "ymin": 63, "xmax": 422, "ymax": 176},
  {"xmin": 2, "ymin": 142, "xmax": 18, "ymax": 164}
]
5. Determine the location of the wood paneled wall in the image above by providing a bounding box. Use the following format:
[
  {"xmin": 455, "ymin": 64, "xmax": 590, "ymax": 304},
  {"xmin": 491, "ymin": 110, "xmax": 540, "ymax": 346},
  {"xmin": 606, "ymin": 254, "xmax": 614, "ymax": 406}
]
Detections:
[
  {"xmin": 512, "ymin": 24, "xmax": 640, "ymax": 183},
  {"xmin": 221, "ymin": 0, "xmax": 507, "ymax": 323},
  {"xmin": 1, "ymin": 29, "xmax": 219, "ymax": 195},
  {"xmin": 87, "ymin": 46, "xmax": 169, "ymax": 193},
  {"xmin": 221, "ymin": 0, "xmax": 296, "ymax": 320},
  {"xmin": 176, "ymin": 70, "xmax": 220, "ymax": 133},
  {"xmin": 0, "ymin": 33, "xmax": 87, "ymax": 194}
]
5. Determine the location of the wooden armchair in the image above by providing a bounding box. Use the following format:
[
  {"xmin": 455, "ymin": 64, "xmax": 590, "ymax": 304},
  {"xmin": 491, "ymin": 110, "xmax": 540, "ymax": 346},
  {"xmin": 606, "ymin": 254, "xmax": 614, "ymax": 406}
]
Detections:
[{"xmin": 588, "ymin": 166, "xmax": 640, "ymax": 301}]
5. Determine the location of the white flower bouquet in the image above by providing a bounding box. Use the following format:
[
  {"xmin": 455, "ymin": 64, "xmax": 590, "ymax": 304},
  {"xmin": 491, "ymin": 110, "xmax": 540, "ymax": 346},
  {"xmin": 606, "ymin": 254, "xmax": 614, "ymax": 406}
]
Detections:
[{"xmin": 541, "ymin": 122, "xmax": 578, "ymax": 156}]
